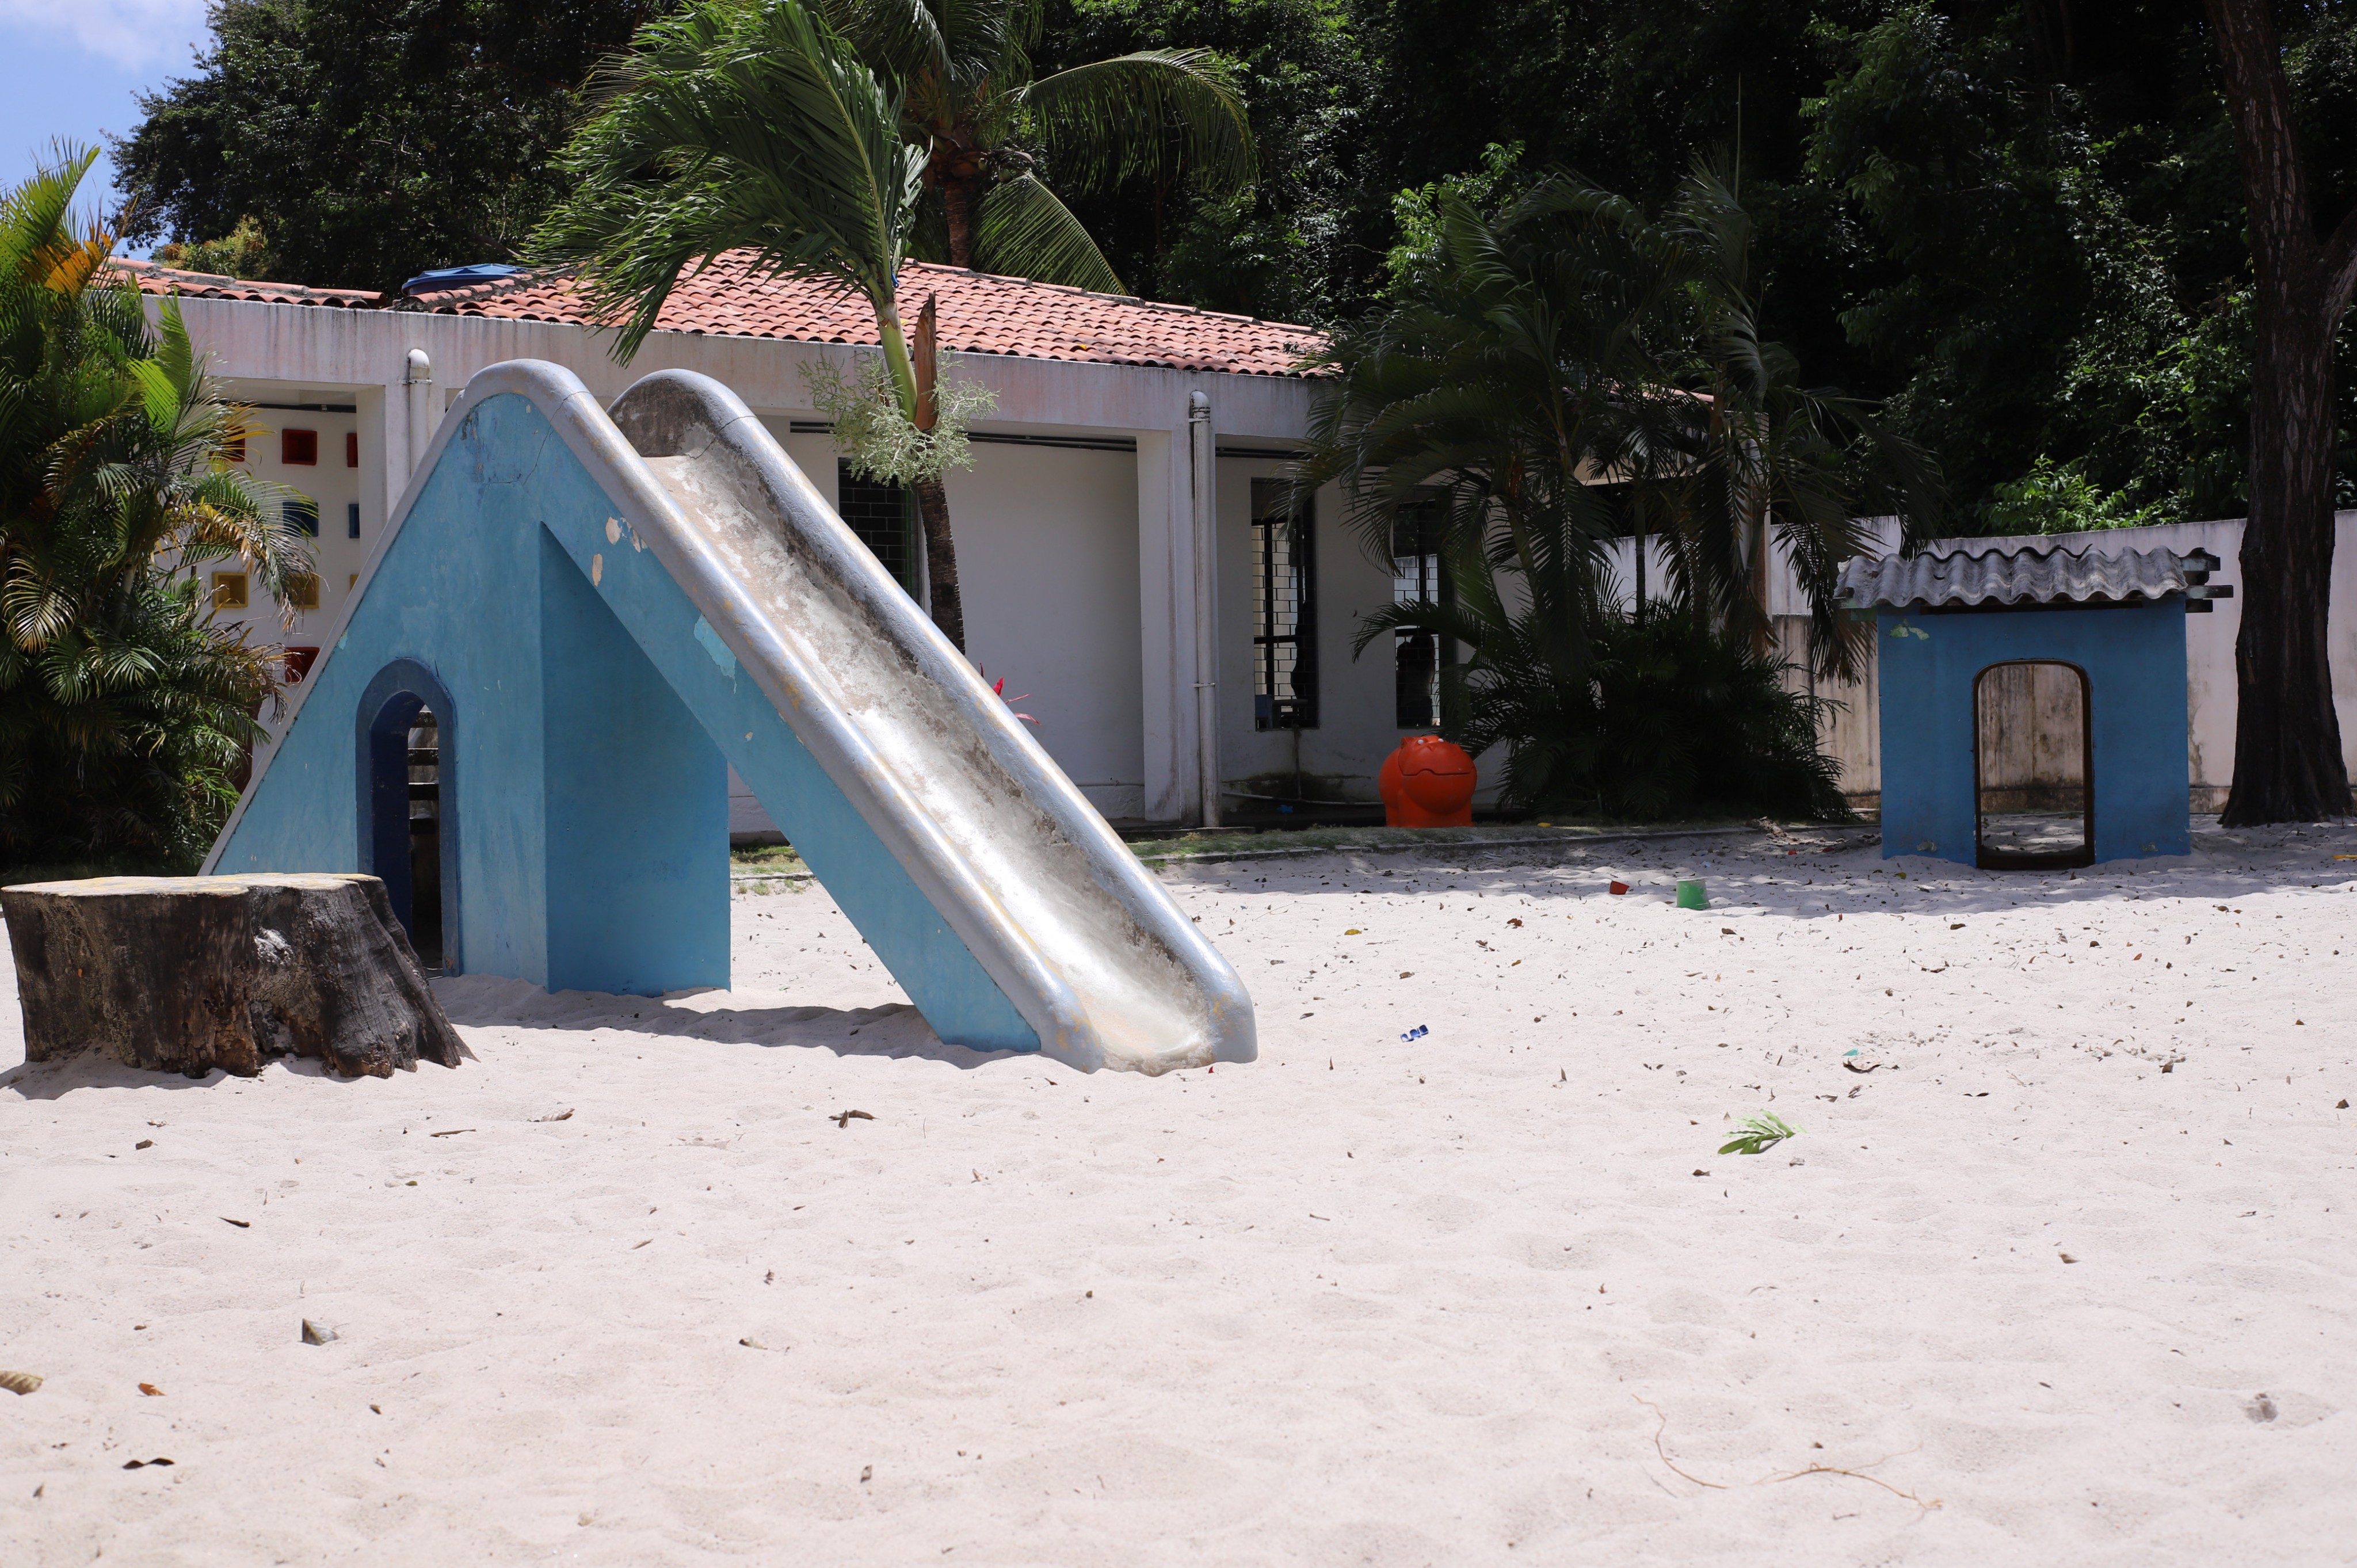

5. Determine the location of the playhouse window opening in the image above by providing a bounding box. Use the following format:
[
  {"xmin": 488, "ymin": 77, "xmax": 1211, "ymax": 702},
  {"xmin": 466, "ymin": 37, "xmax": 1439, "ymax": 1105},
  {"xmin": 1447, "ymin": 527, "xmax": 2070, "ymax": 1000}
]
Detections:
[
  {"xmin": 1253, "ymin": 478, "xmax": 1318, "ymax": 730},
  {"xmin": 1392, "ymin": 498, "xmax": 1453, "ymax": 729},
  {"xmin": 1974, "ymin": 660, "xmax": 2092, "ymax": 869},
  {"xmin": 836, "ymin": 461, "xmax": 917, "ymax": 596},
  {"xmin": 407, "ymin": 708, "xmax": 443, "ymax": 970}
]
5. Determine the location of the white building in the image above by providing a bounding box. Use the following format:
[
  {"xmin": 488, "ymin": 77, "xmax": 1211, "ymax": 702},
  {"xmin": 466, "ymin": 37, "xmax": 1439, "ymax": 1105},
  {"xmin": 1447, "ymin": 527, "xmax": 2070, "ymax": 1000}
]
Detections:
[{"xmin": 124, "ymin": 254, "xmax": 1461, "ymax": 831}]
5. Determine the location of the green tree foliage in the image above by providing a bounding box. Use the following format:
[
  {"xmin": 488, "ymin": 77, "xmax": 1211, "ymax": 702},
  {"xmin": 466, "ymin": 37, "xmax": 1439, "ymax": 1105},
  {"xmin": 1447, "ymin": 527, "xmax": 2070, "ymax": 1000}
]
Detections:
[
  {"xmin": 1032, "ymin": 0, "xmax": 1375, "ymax": 322},
  {"xmin": 1302, "ymin": 167, "xmax": 1931, "ymax": 821},
  {"xmin": 531, "ymin": 0, "xmax": 983, "ymax": 648},
  {"xmin": 1, "ymin": 148, "xmax": 307, "ymax": 869},
  {"xmin": 821, "ymin": 0, "xmax": 1254, "ymax": 292},
  {"xmin": 113, "ymin": 0, "xmax": 670, "ymax": 295}
]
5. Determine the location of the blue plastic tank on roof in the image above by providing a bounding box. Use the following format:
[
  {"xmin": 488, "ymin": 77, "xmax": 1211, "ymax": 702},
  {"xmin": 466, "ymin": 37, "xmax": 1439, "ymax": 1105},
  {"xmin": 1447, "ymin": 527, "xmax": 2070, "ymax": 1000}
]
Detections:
[{"xmin": 400, "ymin": 264, "xmax": 525, "ymax": 296}]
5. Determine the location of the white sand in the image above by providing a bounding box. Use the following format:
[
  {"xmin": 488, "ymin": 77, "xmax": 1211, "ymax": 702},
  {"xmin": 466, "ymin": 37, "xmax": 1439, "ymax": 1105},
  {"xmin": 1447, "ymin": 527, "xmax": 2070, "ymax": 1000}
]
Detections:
[{"xmin": 3, "ymin": 824, "xmax": 2355, "ymax": 1565}]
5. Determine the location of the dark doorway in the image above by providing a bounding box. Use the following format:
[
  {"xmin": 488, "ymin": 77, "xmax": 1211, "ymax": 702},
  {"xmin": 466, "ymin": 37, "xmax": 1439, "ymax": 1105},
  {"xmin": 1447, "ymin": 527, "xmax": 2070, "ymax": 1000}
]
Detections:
[
  {"xmin": 405, "ymin": 708, "xmax": 443, "ymax": 967},
  {"xmin": 358, "ymin": 659, "xmax": 460, "ymax": 972},
  {"xmin": 1974, "ymin": 661, "xmax": 2093, "ymax": 869}
]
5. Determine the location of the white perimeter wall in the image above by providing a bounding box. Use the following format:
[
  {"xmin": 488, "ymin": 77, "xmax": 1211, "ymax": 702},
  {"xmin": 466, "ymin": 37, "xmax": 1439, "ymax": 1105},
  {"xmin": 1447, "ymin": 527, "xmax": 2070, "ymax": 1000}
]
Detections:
[{"xmin": 1751, "ymin": 514, "xmax": 2357, "ymax": 810}]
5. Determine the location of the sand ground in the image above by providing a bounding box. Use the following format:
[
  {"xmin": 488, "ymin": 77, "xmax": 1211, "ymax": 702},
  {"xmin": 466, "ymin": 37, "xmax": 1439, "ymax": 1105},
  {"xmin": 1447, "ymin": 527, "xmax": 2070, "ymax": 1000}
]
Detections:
[{"xmin": 2, "ymin": 822, "xmax": 2354, "ymax": 1566}]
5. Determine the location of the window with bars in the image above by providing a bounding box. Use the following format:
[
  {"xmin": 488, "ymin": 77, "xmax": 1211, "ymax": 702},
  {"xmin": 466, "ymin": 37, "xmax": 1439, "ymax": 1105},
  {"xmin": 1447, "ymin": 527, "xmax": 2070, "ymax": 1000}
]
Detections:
[
  {"xmin": 836, "ymin": 461, "xmax": 917, "ymax": 595},
  {"xmin": 1392, "ymin": 499, "xmax": 1450, "ymax": 728},
  {"xmin": 1251, "ymin": 478, "xmax": 1317, "ymax": 730}
]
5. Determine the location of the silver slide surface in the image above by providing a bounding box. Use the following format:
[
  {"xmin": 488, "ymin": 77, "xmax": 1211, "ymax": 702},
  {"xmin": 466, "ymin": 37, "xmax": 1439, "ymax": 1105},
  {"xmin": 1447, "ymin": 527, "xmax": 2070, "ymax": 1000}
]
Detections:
[{"xmin": 605, "ymin": 370, "xmax": 1254, "ymax": 1074}]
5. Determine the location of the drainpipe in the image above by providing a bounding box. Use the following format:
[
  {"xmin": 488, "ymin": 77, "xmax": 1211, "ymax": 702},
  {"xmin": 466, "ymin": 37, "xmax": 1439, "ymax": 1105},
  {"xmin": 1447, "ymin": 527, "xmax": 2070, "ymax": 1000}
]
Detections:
[
  {"xmin": 403, "ymin": 349, "xmax": 433, "ymax": 480},
  {"xmin": 1189, "ymin": 391, "xmax": 1221, "ymax": 827}
]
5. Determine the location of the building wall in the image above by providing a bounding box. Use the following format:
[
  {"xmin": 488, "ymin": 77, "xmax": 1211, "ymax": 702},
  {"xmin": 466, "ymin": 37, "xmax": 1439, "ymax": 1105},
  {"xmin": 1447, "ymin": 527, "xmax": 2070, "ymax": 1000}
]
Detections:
[
  {"xmin": 158, "ymin": 294, "xmax": 1319, "ymax": 830},
  {"xmin": 205, "ymin": 390, "xmax": 365, "ymax": 657},
  {"xmin": 955, "ymin": 442, "xmax": 1146, "ymax": 818},
  {"xmin": 1211, "ymin": 457, "xmax": 1408, "ymax": 807}
]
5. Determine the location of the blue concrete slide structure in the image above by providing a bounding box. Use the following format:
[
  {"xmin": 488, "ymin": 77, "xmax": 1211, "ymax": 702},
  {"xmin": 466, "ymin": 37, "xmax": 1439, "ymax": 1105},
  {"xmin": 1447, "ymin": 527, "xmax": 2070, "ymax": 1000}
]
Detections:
[{"xmin": 204, "ymin": 361, "xmax": 1255, "ymax": 1074}]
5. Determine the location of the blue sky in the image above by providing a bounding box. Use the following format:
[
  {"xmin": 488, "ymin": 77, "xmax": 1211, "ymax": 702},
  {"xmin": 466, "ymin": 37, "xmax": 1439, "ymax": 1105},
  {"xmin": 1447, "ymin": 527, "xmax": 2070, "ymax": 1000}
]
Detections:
[{"xmin": 1, "ymin": 0, "xmax": 216, "ymax": 243}]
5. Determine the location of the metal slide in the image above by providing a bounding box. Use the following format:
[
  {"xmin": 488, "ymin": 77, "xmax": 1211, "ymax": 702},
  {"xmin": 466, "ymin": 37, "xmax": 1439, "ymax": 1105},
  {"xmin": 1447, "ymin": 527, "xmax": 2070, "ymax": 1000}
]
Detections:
[
  {"xmin": 207, "ymin": 360, "xmax": 1253, "ymax": 1074},
  {"xmin": 597, "ymin": 368, "xmax": 1256, "ymax": 1073}
]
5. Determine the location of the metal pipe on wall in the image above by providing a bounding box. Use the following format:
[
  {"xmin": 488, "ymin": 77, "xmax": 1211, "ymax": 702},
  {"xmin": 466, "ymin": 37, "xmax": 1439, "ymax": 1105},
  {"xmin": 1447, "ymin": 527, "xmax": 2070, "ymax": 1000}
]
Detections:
[
  {"xmin": 1188, "ymin": 391, "xmax": 1221, "ymax": 827},
  {"xmin": 403, "ymin": 349, "xmax": 434, "ymax": 481}
]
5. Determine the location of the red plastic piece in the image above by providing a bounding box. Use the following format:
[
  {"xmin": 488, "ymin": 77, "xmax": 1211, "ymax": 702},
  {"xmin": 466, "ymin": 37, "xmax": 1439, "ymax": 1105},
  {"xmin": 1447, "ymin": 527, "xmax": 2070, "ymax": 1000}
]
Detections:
[
  {"xmin": 1379, "ymin": 735, "xmax": 1477, "ymax": 827},
  {"xmin": 1609, "ymin": 880, "xmax": 1630, "ymax": 895}
]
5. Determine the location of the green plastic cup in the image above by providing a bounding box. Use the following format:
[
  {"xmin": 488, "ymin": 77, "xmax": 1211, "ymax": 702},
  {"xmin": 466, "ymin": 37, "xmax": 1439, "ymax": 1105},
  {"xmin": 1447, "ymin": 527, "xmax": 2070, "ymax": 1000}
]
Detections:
[{"xmin": 1675, "ymin": 879, "xmax": 1708, "ymax": 910}]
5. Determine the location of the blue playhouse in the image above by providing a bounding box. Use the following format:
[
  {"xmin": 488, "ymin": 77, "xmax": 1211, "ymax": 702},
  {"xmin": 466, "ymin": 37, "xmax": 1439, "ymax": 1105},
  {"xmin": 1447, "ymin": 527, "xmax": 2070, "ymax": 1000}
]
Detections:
[{"xmin": 1837, "ymin": 544, "xmax": 2233, "ymax": 869}]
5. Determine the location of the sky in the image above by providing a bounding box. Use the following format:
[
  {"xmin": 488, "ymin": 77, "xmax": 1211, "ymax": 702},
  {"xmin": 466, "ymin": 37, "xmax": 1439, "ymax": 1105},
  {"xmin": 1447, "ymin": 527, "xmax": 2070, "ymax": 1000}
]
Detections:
[{"xmin": 1, "ymin": 0, "xmax": 216, "ymax": 242}]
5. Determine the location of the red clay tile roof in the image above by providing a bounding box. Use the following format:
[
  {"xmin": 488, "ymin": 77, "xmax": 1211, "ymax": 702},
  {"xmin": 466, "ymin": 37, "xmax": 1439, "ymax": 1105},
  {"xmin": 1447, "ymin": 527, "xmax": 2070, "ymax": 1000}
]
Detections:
[
  {"xmin": 110, "ymin": 257, "xmax": 382, "ymax": 307},
  {"xmin": 418, "ymin": 253, "xmax": 1324, "ymax": 377}
]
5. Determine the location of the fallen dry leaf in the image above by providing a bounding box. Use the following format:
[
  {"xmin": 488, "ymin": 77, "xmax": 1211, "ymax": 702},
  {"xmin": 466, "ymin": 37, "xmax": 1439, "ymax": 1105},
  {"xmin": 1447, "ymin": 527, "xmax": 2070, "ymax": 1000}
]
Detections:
[
  {"xmin": 0, "ymin": 1371, "xmax": 43, "ymax": 1395},
  {"xmin": 220, "ymin": 1217, "xmax": 250, "ymax": 1229},
  {"xmin": 832, "ymin": 1109, "xmax": 874, "ymax": 1127},
  {"xmin": 301, "ymin": 1319, "xmax": 337, "ymax": 1345},
  {"xmin": 139, "ymin": 1383, "xmax": 163, "ymax": 1397},
  {"xmin": 537, "ymin": 1109, "xmax": 575, "ymax": 1122},
  {"xmin": 429, "ymin": 1128, "xmax": 476, "ymax": 1138}
]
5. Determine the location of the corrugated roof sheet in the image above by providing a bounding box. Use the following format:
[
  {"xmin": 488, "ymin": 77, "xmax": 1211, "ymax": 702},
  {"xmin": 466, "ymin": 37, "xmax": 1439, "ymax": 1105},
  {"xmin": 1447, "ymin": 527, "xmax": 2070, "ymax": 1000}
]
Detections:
[
  {"xmin": 1839, "ymin": 545, "xmax": 2221, "ymax": 609},
  {"xmin": 111, "ymin": 257, "xmax": 382, "ymax": 307},
  {"xmin": 414, "ymin": 253, "xmax": 1325, "ymax": 377}
]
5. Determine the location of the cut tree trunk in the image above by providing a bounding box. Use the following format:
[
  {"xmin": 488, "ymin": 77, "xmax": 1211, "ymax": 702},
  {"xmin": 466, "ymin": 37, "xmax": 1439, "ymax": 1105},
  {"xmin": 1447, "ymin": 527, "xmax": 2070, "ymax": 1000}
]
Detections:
[{"xmin": 1, "ymin": 873, "xmax": 464, "ymax": 1079}]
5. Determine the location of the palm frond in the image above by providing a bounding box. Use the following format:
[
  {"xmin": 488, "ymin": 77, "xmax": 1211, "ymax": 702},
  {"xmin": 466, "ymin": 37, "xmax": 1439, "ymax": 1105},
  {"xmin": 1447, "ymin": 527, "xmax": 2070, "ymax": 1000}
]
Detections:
[
  {"xmin": 1017, "ymin": 49, "xmax": 1254, "ymax": 197},
  {"xmin": 531, "ymin": 0, "xmax": 926, "ymax": 363},
  {"xmin": 971, "ymin": 174, "xmax": 1123, "ymax": 292}
]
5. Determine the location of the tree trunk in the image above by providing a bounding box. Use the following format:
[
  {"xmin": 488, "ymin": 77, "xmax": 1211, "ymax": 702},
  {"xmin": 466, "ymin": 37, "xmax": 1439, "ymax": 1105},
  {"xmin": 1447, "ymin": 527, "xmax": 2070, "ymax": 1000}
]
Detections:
[
  {"xmin": 913, "ymin": 475, "xmax": 965, "ymax": 653},
  {"xmin": 2205, "ymin": 0, "xmax": 2357, "ymax": 823},
  {"xmin": 937, "ymin": 162, "xmax": 986, "ymax": 270},
  {"xmin": 1, "ymin": 873, "xmax": 465, "ymax": 1079},
  {"xmin": 2225, "ymin": 295, "xmax": 2347, "ymax": 822},
  {"xmin": 905, "ymin": 294, "xmax": 966, "ymax": 653}
]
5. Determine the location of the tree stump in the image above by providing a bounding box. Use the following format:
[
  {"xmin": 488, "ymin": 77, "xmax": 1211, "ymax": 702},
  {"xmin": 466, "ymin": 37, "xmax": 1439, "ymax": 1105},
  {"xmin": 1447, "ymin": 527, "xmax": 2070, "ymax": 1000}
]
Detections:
[{"xmin": 1, "ymin": 874, "xmax": 464, "ymax": 1079}]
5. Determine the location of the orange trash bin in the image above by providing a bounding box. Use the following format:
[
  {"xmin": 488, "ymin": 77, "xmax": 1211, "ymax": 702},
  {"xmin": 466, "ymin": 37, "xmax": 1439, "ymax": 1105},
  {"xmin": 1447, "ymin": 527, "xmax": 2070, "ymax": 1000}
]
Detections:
[{"xmin": 1379, "ymin": 735, "xmax": 1477, "ymax": 827}]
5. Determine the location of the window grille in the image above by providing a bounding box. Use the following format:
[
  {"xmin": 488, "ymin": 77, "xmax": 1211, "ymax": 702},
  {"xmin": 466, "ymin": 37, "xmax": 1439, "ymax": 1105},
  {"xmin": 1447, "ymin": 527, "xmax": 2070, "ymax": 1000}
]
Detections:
[
  {"xmin": 1252, "ymin": 478, "xmax": 1317, "ymax": 730},
  {"xmin": 210, "ymin": 571, "xmax": 249, "ymax": 609},
  {"xmin": 1392, "ymin": 499, "xmax": 1450, "ymax": 728},
  {"xmin": 346, "ymin": 502, "xmax": 361, "ymax": 540},
  {"xmin": 836, "ymin": 462, "xmax": 917, "ymax": 594},
  {"xmin": 284, "ymin": 497, "xmax": 319, "ymax": 537},
  {"xmin": 281, "ymin": 429, "xmax": 318, "ymax": 466},
  {"xmin": 345, "ymin": 431, "xmax": 359, "ymax": 467}
]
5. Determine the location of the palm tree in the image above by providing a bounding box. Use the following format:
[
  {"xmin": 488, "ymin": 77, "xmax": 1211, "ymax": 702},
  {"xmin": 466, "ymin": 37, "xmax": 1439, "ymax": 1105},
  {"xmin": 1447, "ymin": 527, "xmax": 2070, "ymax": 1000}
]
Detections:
[
  {"xmin": 535, "ymin": 0, "xmax": 989, "ymax": 648},
  {"xmin": 1656, "ymin": 159, "xmax": 1944, "ymax": 681},
  {"xmin": 2, "ymin": 144, "xmax": 306, "ymax": 867},
  {"xmin": 1300, "ymin": 162, "xmax": 1939, "ymax": 818},
  {"xmin": 820, "ymin": 0, "xmax": 1254, "ymax": 292}
]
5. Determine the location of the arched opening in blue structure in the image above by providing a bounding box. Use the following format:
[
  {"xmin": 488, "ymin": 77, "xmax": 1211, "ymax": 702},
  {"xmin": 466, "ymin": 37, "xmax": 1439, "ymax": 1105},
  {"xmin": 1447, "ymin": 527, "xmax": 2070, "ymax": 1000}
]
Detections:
[
  {"xmin": 356, "ymin": 659, "xmax": 462, "ymax": 971},
  {"xmin": 1974, "ymin": 659, "xmax": 2093, "ymax": 870}
]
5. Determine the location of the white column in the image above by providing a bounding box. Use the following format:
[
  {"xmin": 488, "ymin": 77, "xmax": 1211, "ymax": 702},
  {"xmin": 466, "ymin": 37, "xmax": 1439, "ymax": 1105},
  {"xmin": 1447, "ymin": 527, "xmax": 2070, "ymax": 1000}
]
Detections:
[
  {"xmin": 1136, "ymin": 424, "xmax": 1195, "ymax": 823},
  {"xmin": 1189, "ymin": 391, "xmax": 1221, "ymax": 827}
]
